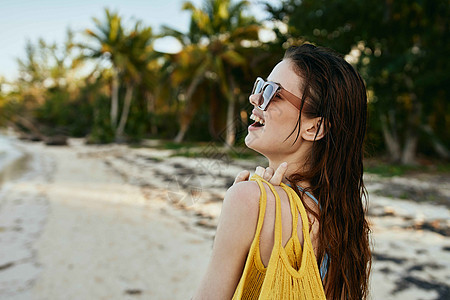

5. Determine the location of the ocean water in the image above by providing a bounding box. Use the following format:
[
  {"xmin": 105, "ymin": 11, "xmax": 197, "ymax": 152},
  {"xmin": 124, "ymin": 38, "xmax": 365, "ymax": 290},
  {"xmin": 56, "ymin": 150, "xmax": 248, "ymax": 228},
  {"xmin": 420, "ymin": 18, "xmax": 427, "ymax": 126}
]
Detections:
[{"xmin": 0, "ymin": 135, "xmax": 25, "ymax": 187}]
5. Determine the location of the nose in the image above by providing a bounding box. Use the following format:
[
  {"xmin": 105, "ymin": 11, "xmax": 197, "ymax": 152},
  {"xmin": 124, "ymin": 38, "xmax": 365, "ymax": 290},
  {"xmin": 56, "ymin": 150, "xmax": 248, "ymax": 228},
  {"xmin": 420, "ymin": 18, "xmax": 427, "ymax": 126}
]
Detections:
[{"xmin": 249, "ymin": 93, "xmax": 261, "ymax": 107}]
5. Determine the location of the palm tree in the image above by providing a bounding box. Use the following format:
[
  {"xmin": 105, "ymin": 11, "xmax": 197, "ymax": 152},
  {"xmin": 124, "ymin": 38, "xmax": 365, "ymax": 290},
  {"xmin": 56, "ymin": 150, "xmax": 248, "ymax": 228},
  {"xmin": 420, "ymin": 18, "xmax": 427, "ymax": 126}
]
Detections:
[
  {"xmin": 81, "ymin": 9, "xmax": 157, "ymax": 141},
  {"xmin": 11, "ymin": 30, "xmax": 85, "ymax": 140},
  {"xmin": 115, "ymin": 22, "xmax": 157, "ymax": 139},
  {"xmin": 166, "ymin": 0, "xmax": 260, "ymax": 145},
  {"xmin": 81, "ymin": 9, "xmax": 126, "ymax": 131},
  {"xmin": 161, "ymin": 42, "xmax": 210, "ymax": 142}
]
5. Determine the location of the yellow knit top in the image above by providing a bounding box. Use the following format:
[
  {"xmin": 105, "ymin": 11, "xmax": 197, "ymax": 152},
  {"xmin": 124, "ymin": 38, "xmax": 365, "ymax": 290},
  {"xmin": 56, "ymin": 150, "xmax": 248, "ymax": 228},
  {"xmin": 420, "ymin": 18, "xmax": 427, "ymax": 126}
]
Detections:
[{"xmin": 232, "ymin": 174, "xmax": 326, "ymax": 300}]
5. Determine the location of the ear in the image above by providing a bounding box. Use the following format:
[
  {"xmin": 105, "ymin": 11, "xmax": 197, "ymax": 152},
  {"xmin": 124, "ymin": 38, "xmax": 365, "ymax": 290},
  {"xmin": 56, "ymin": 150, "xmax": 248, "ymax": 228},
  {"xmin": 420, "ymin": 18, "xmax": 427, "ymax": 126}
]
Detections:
[{"xmin": 301, "ymin": 117, "xmax": 327, "ymax": 141}]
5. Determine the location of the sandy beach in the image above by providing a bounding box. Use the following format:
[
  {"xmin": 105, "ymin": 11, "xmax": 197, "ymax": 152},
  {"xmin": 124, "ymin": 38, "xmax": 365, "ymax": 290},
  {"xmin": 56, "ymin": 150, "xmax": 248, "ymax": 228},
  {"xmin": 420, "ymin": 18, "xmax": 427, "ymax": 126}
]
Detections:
[{"xmin": 0, "ymin": 136, "xmax": 449, "ymax": 299}]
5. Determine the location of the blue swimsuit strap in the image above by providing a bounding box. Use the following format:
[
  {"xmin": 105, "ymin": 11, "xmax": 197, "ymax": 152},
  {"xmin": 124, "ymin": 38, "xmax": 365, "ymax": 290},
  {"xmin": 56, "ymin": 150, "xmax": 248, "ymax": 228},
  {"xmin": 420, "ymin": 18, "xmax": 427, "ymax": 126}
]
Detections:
[{"xmin": 286, "ymin": 183, "xmax": 329, "ymax": 282}]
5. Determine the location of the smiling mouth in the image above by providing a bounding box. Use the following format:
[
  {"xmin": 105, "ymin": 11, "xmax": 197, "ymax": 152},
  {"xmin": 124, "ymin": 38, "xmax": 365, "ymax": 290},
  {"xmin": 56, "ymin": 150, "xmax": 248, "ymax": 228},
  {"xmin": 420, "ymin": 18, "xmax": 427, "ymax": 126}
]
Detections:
[{"xmin": 250, "ymin": 113, "xmax": 265, "ymax": 126}]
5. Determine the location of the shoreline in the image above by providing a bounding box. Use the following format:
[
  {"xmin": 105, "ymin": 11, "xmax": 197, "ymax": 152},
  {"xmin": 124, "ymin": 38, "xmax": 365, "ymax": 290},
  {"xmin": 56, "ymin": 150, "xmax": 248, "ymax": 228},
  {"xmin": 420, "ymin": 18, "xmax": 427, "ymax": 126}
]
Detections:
[
  {"xmin": 0, "ymin": 137, "xmax": 52, "ymax": 298},
  {"xmin": 0, "ymin": 137, "xmax": 215, "ymax": 299},
  {"xmin": 0, "ymin": 135, "xmax": 29, "ymax": 188}
]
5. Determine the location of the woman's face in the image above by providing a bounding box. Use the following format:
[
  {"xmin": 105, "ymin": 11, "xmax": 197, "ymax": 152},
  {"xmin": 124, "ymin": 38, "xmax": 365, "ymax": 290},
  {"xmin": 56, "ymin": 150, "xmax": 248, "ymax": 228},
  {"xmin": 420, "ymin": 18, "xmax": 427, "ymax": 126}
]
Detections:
[{"xmin": 245, "ymin": 59, "xmax": 304, "ymax": 158}]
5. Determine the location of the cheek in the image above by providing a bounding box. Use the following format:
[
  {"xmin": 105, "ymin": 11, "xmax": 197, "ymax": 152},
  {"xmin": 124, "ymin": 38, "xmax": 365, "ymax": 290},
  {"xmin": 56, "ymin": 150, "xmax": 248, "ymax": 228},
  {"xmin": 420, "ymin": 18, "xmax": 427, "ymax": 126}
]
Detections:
[{"xmin": 267, "ymin": 106, "xmax": 300, "ymax": 137}]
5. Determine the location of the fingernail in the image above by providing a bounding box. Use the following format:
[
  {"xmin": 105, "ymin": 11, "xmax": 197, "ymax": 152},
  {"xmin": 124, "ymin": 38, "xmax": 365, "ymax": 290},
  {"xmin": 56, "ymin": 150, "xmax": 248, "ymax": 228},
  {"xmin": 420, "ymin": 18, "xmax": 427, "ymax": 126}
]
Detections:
[{"xmin": 281, "ymin": 162, "xmax": 287, "ymax": 167}]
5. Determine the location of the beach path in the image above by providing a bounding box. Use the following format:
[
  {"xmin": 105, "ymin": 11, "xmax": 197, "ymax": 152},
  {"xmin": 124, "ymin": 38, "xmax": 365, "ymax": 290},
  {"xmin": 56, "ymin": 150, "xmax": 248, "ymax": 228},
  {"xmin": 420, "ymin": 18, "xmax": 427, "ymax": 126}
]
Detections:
[{"xmin": 1, "ymin": 141, "xmax": 212, "ymax": 300}]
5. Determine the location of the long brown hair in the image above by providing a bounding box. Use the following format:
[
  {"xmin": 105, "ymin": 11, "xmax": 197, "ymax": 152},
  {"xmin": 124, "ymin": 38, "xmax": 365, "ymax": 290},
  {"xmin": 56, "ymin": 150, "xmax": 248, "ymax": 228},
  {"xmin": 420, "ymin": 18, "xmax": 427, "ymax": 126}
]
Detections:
[{"xmin": 283, "ymin": 44, "xmax": 371, "ymax": 299}]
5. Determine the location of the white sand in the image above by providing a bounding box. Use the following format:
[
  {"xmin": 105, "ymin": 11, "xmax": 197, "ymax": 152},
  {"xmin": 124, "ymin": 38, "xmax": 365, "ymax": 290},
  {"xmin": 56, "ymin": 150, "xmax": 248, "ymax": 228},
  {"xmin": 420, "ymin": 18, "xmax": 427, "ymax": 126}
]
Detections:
[
  {"xmin": 0, "ymin": 137, "xmax": 448, "ymax": 299},
  {"xmin": 0, "ymin": 139, "xmax": 213, "ymax": 300}
]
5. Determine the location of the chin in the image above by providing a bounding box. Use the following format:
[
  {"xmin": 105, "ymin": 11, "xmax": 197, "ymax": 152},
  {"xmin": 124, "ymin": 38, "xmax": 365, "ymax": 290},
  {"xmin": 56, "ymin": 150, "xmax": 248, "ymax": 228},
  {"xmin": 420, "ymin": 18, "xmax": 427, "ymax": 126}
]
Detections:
[
  {"xmin": 245, "ymin": 134, "xmax": 267, "ymax": 157},
  {"xmin": 244, "ymin": 133, "xmax": 256, "ymax": 149}
]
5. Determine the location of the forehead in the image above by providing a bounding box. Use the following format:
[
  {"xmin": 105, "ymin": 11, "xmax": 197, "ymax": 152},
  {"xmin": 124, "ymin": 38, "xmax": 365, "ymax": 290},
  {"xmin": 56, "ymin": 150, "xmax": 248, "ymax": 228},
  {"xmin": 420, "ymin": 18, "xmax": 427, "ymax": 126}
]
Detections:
[{"xmin": 267, "ymin": 59, "xmax": 301, "ymax": 98}]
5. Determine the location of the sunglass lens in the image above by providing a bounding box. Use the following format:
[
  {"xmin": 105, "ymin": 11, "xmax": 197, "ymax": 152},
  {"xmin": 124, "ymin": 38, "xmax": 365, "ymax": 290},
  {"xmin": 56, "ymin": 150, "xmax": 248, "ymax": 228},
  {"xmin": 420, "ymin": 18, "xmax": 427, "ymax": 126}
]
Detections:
[
  {"xmin": 254, "ymin": 79, "xmax": 263, "ymax": 94},
  {"xmin": 262, "ymin": 84, "xmax": 274, "ymax": 106}
]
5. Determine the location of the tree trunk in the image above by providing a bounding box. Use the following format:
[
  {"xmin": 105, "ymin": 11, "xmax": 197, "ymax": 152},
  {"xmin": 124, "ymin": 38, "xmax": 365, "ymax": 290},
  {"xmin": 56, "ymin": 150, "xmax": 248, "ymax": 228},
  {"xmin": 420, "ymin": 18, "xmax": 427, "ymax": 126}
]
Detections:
[
  {"xmin": 401, "ymin": 130, "xmax": 418, "ymax": 165},
  {"xmin": 174, "ymin": 124, "xmax": 188, "ymax": 143},
  {"xmin": 380, "ymin": 113, "xmax": 401, "ymax": 162},
  {"xmin": 111, "ymin": 69, "xmax": 119, "ymax": 128},
  {"xmin": 224, "ymin": 73, "xmax": 237, "ymax": 147},
  {"xmin": 173, "ymin": 65, "xmax": 205, "ymax": 143},
  {"xmin": 7, "ymin": 119, "xmax": 45, "ymax": 141},
  {"xmin": 225, "ymin": 96, "xmax": 236, "ymax": 147},
  {"xmin": 173, "ymin": 99, "xmax": 194, "ymax": 143},
  {"xmin": 174, "ymin": 95, "xmax": 203, "ymax": 143},
  {"xmin": 116, "ymin": 82, "xmax": 134, "ymax": 141},
  {"xmin": 400, "ymin": 93, "xmax": 421, "ymax": 165},
  {"xmin": 146, "ymin": 91, "xmax": 158, "ymax": 135},
  {"xmin": 208, "ymin": 88, "xmax": 220, "ymax": 139},
  {"xmin": 380, "ymin": 91, "xmax": 422, "ymax": 165}
]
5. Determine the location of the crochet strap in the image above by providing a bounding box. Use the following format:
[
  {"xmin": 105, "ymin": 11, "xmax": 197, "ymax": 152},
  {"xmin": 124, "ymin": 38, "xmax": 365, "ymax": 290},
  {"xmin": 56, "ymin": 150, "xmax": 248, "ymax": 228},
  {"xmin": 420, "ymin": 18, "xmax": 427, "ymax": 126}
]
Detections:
[
  {"xmin": 251, "ymin": 175, "xmax": 268, "ymax": 242},
  {"xmin": 250, "ymin": 175, "xmax": 301, "ymax": 251}
]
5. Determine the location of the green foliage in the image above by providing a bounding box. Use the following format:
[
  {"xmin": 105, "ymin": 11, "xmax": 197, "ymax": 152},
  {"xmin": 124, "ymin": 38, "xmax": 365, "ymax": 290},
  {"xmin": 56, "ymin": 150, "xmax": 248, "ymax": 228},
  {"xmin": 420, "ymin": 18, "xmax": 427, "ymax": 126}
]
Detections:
[
  {"xmin": 0, "ymin": 95, "xmax": 22, "ymax": 127},
  {"xmin": 365, "ymin": 159, "xmax": 450, "ymax": 177},
  {"xmin": 35, "ymin": 88, "xmax": 93, "ymax": 137},
  {"xmin": 269, "ymin": 0, "xmax": 449, "ymax": 163},
  {"xmin": 87, "ymin": 94, "xmax": 115, "ymax": 144},
  {"xmin": 149, "ymin": 111, "xmax": 180, "ymax": 139},
  {"xmin": 154, "ymin": 140, "xmax": 199, "ymax": 150},
  {"xmin": 167, "ymin": 142, "xmax": 259, "ymax": 160},
  {"xmin": 125, "ymin": 101, "xmax": 150, "ymax": 143},
  {"xmin": 365, "ymin": 162, "xmax": 423, "ymax": 177},
  {"xmin": 81, "ymin": 9, "xmax": 160, "ymax": 141},
  {"xmin": 364, "ymin": 100, "xmax": 385, "ymax": 157}
]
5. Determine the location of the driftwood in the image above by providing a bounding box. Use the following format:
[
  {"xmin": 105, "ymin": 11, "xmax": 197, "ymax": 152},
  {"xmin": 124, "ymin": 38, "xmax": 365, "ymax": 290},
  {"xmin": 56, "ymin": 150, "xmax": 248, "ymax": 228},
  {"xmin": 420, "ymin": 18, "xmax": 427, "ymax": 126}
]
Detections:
[
  {"xmin": 8, "ymin": 118, "xmax": 68, "ymax": 146},
  {"xmin": 44, "ymin": 135, "xmax": 68, "ymax": 146}
]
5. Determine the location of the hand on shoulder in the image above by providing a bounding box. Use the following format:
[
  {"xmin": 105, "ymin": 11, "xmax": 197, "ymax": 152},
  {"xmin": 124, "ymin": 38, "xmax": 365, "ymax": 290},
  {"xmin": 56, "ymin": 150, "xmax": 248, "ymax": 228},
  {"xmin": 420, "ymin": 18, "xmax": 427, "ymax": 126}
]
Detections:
[{"xmin": 233, "ymin": 162, "xmax": 288, "ymax": 186}]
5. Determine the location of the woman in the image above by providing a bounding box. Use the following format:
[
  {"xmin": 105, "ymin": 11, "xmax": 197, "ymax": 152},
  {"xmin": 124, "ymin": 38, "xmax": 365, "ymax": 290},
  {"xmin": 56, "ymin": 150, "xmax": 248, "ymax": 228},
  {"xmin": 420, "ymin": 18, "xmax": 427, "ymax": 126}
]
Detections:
[{"xmin": 192, "ymin": 44, "xmax": 371, "ymax": 299}]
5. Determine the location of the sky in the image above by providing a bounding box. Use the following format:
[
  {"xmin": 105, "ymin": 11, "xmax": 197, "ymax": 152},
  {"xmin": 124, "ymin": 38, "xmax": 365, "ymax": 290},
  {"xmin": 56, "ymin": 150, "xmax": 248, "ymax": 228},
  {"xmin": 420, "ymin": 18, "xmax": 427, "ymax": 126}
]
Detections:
[{"xmin": 0, "ymin": 0, "xmax": 274, "ymax": 81}]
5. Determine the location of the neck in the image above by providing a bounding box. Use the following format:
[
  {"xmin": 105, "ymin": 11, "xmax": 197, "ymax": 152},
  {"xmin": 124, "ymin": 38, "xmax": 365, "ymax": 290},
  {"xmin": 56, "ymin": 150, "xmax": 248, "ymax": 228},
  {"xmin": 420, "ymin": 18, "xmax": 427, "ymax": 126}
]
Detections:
[
  {"xmin": 267, "ymin": 155, "xmax": 311, "ymax": 188},
  {"xmin": 263, "ymin": 138, "xmax": 313, "ymax": 187}
]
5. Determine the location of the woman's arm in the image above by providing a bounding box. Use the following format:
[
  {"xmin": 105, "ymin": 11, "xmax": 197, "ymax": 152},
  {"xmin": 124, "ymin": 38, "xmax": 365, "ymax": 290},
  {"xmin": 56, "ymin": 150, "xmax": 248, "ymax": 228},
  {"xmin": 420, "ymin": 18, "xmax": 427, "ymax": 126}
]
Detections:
[{"xmin": 191, "ymin": 181, "xmax": 261, "ymax": 300}]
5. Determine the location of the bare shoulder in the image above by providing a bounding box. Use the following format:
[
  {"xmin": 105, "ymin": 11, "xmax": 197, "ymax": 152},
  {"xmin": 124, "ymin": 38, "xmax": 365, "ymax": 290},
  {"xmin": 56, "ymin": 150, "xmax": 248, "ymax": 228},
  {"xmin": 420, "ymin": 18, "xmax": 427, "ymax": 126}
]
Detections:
[
  {"xmin": 258, "ymin": 181, "xmax": 289, "ymax": 202},
  {"xmin": 223, "ymin": 180, "xmax": 262, "ymax": 215},
  {"xmin": 225, "ymin": 179, "xmax": 289, "ymax": 205},
  {"xmin": 214, "ymin": 180, "xmax": 263, "ymax": 253},
  {"xmin": 221, "ymin": 179, "xmax": 292, "ymax": 221}
]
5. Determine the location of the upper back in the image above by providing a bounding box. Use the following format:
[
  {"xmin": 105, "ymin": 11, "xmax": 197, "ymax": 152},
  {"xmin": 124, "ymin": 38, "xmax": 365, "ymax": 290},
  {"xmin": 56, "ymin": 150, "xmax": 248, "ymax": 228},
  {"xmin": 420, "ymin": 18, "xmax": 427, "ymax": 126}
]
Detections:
[
  {"xmin": 232, "ymin": 174, "xmax": 326, "ymax": 299},
  {"xmin": 259, "ymin": 181, "xmax": 320, "ymax": 267}
]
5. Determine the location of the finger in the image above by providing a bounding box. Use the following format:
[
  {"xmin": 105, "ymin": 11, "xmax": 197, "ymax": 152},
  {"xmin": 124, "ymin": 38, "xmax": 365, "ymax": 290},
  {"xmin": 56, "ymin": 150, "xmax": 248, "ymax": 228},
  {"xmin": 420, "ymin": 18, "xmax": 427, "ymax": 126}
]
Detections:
[
  {"xmin": 270, "ymin": 162, "xmax": 288, "ymax": 185},
  {"xmin": 263, "ymin": 167, "xmax": 274, "ymax": 181},
  {"xmin": 233, "ymin": 170, "xmax": 250, "ymax": 185},
  {"xmin": 255, "ymin": 166, "xmax": 265, "ymax": 178}
]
